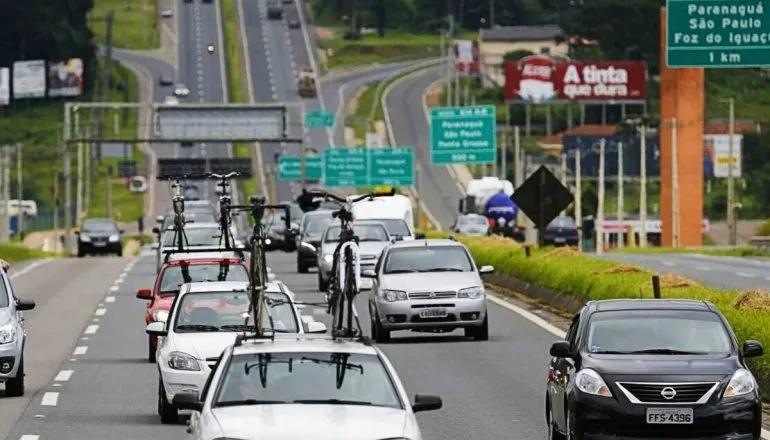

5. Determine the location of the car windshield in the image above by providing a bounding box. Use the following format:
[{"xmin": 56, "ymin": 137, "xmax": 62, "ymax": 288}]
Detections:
[
  {"xmin": 384, "ymin": 246, "xmax": 473, "ymax": 273},
  {"xmin": 549, "ymin": 216, "xmax": 575, "ymax": 228},
  {"xmin": 162, "ymin": 227, "xmax": 221, "ymax": 246},
  {"xmin": 82, "ymin": 220, "xmax": 117, "ymax": 233},
  {"xmin": 585, "ymin": 310, "xmax": 733, "ymax": 355},
  {"xmin": 372, "ymin": 219, "xmax": 411, "ymax": 237},
  {"xmin": 458, "ymin": 215, "xmax": 487, "ymax": 226},
  {"xmin": 0, "ymin": 278, "xmax": 8, "ymax": 308},
  {"xmin": 305, "ymin": 217, "xmax": 333, "ymax": 235},
  {"xmin": 302, "ymin": 213, "xmax": 332, "ymax": 232},
  {"xmin": 173, "ymin": 291, "xmax": 298, "ymax": 333},
  {"xmin": 215, "ymin": 352, "xmax": 401, "ymax": 408},
  {"xmin": 324, "ymin": 224, "xmax": 389, "ymax": 242},
  {"xmin": 163, "ymin": 212, "xmax": 216, "ymax": 229},
  {"xmin": 159, "ymin": 263, "xmax": 250, "ymax": 294}
]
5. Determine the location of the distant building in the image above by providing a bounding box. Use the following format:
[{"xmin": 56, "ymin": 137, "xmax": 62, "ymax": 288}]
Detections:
[
  {"xmin": 479, "ymin": 25, "xmax": 566, "ymax": 86},
  {"xmin": 538, "ymin": 124, "xmax": 617, "ymax": 153}
]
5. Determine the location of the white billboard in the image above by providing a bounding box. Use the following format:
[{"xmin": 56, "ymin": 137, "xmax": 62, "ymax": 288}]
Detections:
[
  {"xmin": 12, "ymin": 60, "xmax": 46, "ymax": 99},
  {"xmin": 704, "ymin": 134, "xmax": 742, "ymax": 178},
  {"xmin": 0, "ymin": 68, "xmax": 9, "ymax": 105}
]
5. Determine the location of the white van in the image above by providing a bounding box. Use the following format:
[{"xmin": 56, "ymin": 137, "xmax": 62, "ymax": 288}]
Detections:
[{"xmin": 350, "ymin": 194, "xmax": 416, "ymax": 240}]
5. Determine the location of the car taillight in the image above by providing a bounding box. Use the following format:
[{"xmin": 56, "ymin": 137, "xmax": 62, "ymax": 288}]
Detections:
[{"xmin": 517, "ymin": 226, "xmax": 526, "ymax": 233}]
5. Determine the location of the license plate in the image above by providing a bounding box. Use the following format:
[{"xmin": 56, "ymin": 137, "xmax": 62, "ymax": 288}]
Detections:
[
  {"xmin": 93, "ymin": 242, "xmax": 106, "ymax": 247},
  {"xmin": 419, "ymin": 308, "xmax": 447, "ymax": 318},
  {"xmin": 646, "ymin": 408, "xmax": 693, "ymax": 424},
  {"xmin": 554, "ymin": 237, "xmax": 566, "ymax": 243}
]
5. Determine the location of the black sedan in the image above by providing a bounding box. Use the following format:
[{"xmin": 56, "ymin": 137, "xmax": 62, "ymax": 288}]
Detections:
[
  {"xmin": 543, "ymin": 215, "xmax": 579, "ymax": 247},
  {"xmin": 546, "ymin": 299, "xmax": 763, "ymax": 440},
  {"xmin": 76, "ymin": 218, "xmax": 124, "ymax": 257}
]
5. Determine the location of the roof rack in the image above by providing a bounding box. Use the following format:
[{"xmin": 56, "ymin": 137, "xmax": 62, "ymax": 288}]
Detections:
[{"xmin": 161, "ymin": 246, "xmax": 246, "ymax": 262}]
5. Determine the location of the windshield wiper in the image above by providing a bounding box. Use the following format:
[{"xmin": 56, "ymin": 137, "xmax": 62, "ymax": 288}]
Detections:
[
  {"xmin": 418, "ymin": 268, "xmax": 464, "ymax": 272},
  {"xmin": 626, "ymin": 348, "xmax": 707, "ymax": 355},
  {"xmin": 175, "ymin": 324, "xmax": 220, "ymax": 331},
  {"xmin": 300, "ymin": 355, "xmax": 363, "ymax": 389},
  {"xmin": 293, "ymin": 399, "xmax": 372, "ymax": 406},
  {"xmin": 216, "ymin": 399, "xmax": 288, "ymax": 407},
  {"xmin": 220, "ymin": 324, "xmax": 256, "ymax": 331},
  {"xmin": 385, "ymin": 269, "xmax": 417, "ymax": 274}
]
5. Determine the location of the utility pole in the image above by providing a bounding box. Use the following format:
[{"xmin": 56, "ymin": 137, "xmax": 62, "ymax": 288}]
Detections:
[
  {"xmin": 95, "ymin": 11, "xmax": 115, "ymax": 163},
  {"xmin": 560, "ymin": 153, "xmax": 567, "ymax": 216},
  {"xmin": 596, "ymin": 139, "xmax": 606, "ymax": 255},
  {"xmin": 617, "ymin": 142, "xmax": 624, "ymax": 248},
  {"xmin": 84, "ymin": 126, "xmax": 91, "ymax": 215},
  {"xmin": 724, "ymin": 98, "xmax": 737, "ymax": 246},
  {"xmin": 639, "ymin": 125, "xmax": 648, "ymax": 247},
  {"xmin": 76, "ymin": 133, "xmax": 83, "ymax": 222},
  {"xmin": 3, "ymin": 149, "xmax": 10, "ymax": 242},
  {"xmin": 575, "ymin": 150, "xmax": 582, "ymax": 250},
  {"xmin": 415, "ymin": 164, "xmax": 423, "ymax": 229},
  {"xmin": 671, "ymin": 117, "xmax": 680, "ymax": 247},
  {"xmin": 53, "ymin": 173, "xmax": 60, "ymax": 251},
  {"xmin": 15, "ymin": 143, "xmax": 22, "ymax": 238},
  {"xmin": 500, "ymin": 128, "xmax": 507, "ymax": 179},
  {"xmin": 489, "ymin": 0, "xmax": 495, "ymax": 27},
  {"xmin": 105, "ymin": 166, "xmax": 113, "ymax": 218},
  {"xmin": 0, "ymin": 147, "xmax": 6, "ymax": 243}
]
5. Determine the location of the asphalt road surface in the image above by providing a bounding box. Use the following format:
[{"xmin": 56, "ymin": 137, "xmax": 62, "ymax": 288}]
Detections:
[
  {"xmin": 384, "ymin": 66, "xmax": 463, "ymax": 229},
  {"xmin": 600, "ymin": 252, "xmax": 770, "ymax": 291},
  {"xmin": 1, "ymin": 252, "xmax": 559, "ymax": 440}
]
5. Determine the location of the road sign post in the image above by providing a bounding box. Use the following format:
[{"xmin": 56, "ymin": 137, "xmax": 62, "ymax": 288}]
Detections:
[
  {"xmin": 666, "ymin": 0, "xmax": 770, "ymax": 68},
  {"xmin": 323, "ymin": 147, "xmax": 414, "ymax": 188},
  {"xmin": 511, "ymin": 165, "xmax": 574, "ymax": 247},
  {"xmin": 305, "ymin": 110, "xmax": 335, "ymax": 128},
  {"xmin": 278, "ymin": 156, "xmax": 323, "ymax": 181},
  {"xmin": 429, "ymin": 105, "xmax": 497, "ymax": 165}
]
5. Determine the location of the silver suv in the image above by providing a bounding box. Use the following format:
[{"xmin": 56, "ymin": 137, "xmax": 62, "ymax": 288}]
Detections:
[
  {"xmin": 0, "ymin": 269, "xmax": 36, "ymax": 396},
  {"xmin": 365, "ymin": 239, "xmax": 494, "ymax": 343}
]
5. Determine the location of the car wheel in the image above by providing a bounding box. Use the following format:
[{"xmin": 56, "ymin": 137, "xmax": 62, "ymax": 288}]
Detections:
[
  {"xmin": 466, "ymin": 315, "xmax": 489, "ymax": 341},
  {"xmin": 317, "ymin": 272, "xmax": 328, "ymax": 291},
  {"xmin": 158, "ymin": 379, "xmax": 178, "ymax": 424},
  {"xmin": 373, "ymin": 313, "xmax": 390, "ymax": 343},
  {"xmin": 4, "ymin": 357, "xmax": 25, "ymax": 397},
  {"xmin": 77, "ymin": 248, "xmax": 85, "ymax": 258},
  {"xmin": 297, "ymin": 260, "xmax": 308, "ymax": 273},
  {"xmin": 148, "ymin": 336, "xmax": 157, "ymax": 363},
  {"xmin": 116, "ymin": 249, "xmax": 123, "ymax": 257}
]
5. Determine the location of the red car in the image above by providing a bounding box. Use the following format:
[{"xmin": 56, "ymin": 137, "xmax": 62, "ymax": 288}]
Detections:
[{"xmin": 136, "ymin": 253, "xmax": 250, "ymax": 363}]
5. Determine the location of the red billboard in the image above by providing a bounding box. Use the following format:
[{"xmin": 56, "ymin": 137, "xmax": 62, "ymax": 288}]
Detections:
[
  {"xmin": 503, "ymin": 56, "xmax": 647, "ymax": 103},
  {"xmin": 454, "ymin": 40, "xmax": 480, "ymax": 74}
]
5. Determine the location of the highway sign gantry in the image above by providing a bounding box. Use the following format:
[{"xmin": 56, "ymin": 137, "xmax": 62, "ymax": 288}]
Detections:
[
  {"xmin": 305, "ymin": 110, "xmax": 335, "ymax": 128},
  {"xmin": 429, "ymin": 105, "xmax": 497, "ymax": 165},
  {"xmin": 277, "ymin": 155, "xmax": 323, "ymax": 181},
  {"xmin": 666, "ymin": 0, "xmax": 770, "ymax": 68},
  {"xmin": 323, "ymin": 147, "xmax": 414, "ymax": 188}
]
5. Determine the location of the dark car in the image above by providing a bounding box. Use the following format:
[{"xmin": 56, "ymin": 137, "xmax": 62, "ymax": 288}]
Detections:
[
  {"xmin": 546, "ymin": 299, "xmax": 764, "ymax": 440},
  {"xmin": 296, "ymin": 212, "xmax": 334, "ymax": 273},
  {"xmin": 158, "ymin": 75, "xmax": 173, "ymax": 86},
  {"xmin": 76, "ymin": 218, "xmax": 124, "ymax": 257},
  {"xmin": 288, "ymin": 19, "xmax": 300, "ymax": 28},
  {"xmin": 182, "ymin": 184, "xmax": 201, "ymax": 201},
  {"xmin": 544, "ymin": 215, "xmax": 579, "ymax": 247}
]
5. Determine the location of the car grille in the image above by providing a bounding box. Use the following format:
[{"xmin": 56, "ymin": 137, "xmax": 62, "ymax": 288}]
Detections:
[
  {"xmin": 408, "ymin": 291, "xmax": 457, "ymax": 299},
  {"xmin": 616, "ymin": 382, "xmax": 719, "ymax": 404}
]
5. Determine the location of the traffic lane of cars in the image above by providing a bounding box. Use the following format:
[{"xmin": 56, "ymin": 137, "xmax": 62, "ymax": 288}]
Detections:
[
  {"xmin": 265, "ymin": 252, "xmax": 551, "ymax": 440},
  {"xmin": 598, "ymin": 252, "xmax": 770, "ymax": 291},
  {"xmin": 0, "ymin": 257, "xmax": 134, "ymax": 440}
]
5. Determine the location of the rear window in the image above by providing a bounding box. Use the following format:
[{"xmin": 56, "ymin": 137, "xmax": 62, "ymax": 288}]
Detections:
[
  {"xmin": 549, "ymin": 217, "xmax": 575, "ymax": 228},
  {"xmin": 163, "ymin": 227, "xmax": 221, "ymax": 246},
  {"xmin": 159, "ymin": 263, "xmax": 250, "ymax": 294}
]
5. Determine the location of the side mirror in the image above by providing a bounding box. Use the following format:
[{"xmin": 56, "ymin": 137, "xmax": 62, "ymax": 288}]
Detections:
[
  {"xmin": 415, "ymin": 232, "xmax": 426, "ymax": 239},
  {"xmin": 16, "ymin": 298, "xmax": 36, "ymax": 311},
  {"xmin": 156, "ymin": 215, "xmax": 164, "ymax": 224},
  {"xmin": 136, "ymin": 288, "xmax": 153, "ymax": 300},
  {"xmin": 743, "ymin": 340, "xmax": 764, "ymax": 358},
  {"xmin": 478, "ymin": 265, "xmax": 495, "ymax": 274},
  {"xmin": 412, "ymin": 394, "xmax": 442, "ymax": 413},
  {"xmin": 306, "ymin": 321, "xmax": 327, "ymax": 333},
  {"xmin": 172, "ymin": 392, "xmax": 203, "ymax": 412},
  {"xmin": 361, "ymin": 269, "xmax": 376, "ymax": 278},
  {"xmin": 549, "ymin": 340, "xmax": 573, "ymax": 358},
  {"xmin": 152, "ymin": 227, "xmax": 160, "ymax": 234},
  {"xmin": 145, "ymin": 321, "xmax": 167, "ymax": 337}
]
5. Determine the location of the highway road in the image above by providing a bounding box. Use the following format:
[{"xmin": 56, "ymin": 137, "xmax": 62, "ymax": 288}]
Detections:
[
  {"xmin": 600, "ymin": 252, "xmax": 770, "ymax": 291},
  {"xmin": 384, "ymin": 66, "xmax": 463, "ymax": 229},
  {"xmin": 1, "ymin": 252, "xmax": 558, "ymax": 440}
]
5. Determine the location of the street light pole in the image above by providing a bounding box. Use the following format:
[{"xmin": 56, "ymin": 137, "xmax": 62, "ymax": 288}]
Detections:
[{"xmin": 724, "ymin": 98, "xmax": 737, "ymax": 246}]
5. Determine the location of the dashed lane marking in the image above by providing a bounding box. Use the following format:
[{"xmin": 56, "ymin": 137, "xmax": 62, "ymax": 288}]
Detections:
[
  {"xmin": 662, "ymin": 261, "xmax": 676, "ymax": 266},
  {"xmin": 84, "ymin": 325, "xmax": 99, "ymax": 335},
  {"xmin": 109, "ymin": 285, "xmax": 119, "ymax": 292},
  {"xmin": 19, "ymin": 435, "xmax": 40, "ymax": 440},
  {"xmin": 105, "ymin": 296, "xmax": 115, "ymax": 303},
  {"xmin": 54, "ymin": 370, "xmax": 73, "ymax": 382},
  {"xmin": 736, "ymin": 272, "xmax": 755, "ymax": 278},
  {"xmin": 73, "ymin": 346, "xmax": 88, "ymax": 356},
  {"xmin": 95, "ymin": 308, "xmax": 106, "ymax": 316},
  {"xmin": 41, "ymin": 392, "xmax": 59, "ymax": 406}
]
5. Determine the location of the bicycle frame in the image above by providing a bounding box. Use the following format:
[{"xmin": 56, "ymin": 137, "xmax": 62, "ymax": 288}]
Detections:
[{"xmin": 337, "ymin": 241, "xmax": 360, "ymax": 295}]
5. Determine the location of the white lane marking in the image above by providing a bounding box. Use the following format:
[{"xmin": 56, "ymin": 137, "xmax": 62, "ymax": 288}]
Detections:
[
  {"xmin": 84, "ymin": 325, "xmax": 99, "ymax": 335},
  {"xmin": 53, "ymin": 383, "xmax": 61, "ymax": 387},
  {"xmin": 80, "ymin": 336, "xmax": 89, "ymax": 341},
  {"xmin": 95, "ymin": 308, "xmax": 106, "ymax": 316},
  {"xmin": 487, "ymin": 294, "xmax": 565, "ymax": 337},
  {"xmin": 109, "ymin": 285, "xmax": 119, "ymax": 291},
  {"xmin": 92, "ymin": 318, "xmax": 100, "ymax": 323},
  {"xmin": 54, "ymin": 370, "xmax": 73, "ymax": 382},
  {"xmin": 763, "ymin": 428, "xmax": 770, "ymax": 440},
  {"xmin": 105, "ymin": 296, "xmax": 115, "ymax": 303},
  {"xmin": 662, "ymin": 261, "xmax": 676, "ymax": 266},
  {"xmin": 736, "ymin": 272, "xmax": 755, "ymax": 278},
  {"xmin": 19, "ymin": 435, "xmax": 40, "ymax": 440},
  {"xmin": 114, "ymin": 278, "xmax": 123, "ymax": 285},
  {"xmin": 9, "ymin": 258, "xmax": 53, "ymax": 280},
  {"xmin": 73, "ymin": 346, "xmax": 88, "ymax": 355},
  {"xmin": 41, "ymin": 392, "xmax": 59, "ymax": 406},
  {"xmin": 33, "ymin": 414, "xmax": 44, "ymax": 418},
  {"xmin": 695, "ymin": 266, "xmax": 710, "ymax": 271}
]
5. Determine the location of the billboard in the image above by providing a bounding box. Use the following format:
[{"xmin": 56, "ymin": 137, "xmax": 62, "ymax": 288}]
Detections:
[
  {"xmin": 454, "ymin": 40, "xmax": 480, "ymax": 74},
  {"xmin": 562, "ymin": 135, "xmax": 661, "ymax": 177},
  {"xmin": 48, "ymin": 58, "xmax": 83, "ymax": 97},
  {"xmin": 503, "ymin": 57, "xmax": 648, "ymax": 103},
  {"xmin": 704, "ymin": 134, "xmax": 742, "ymax": 178},
  {"xmin": 0, "ymin": 68, "xmax": 9, "ymax": 105},
  {"xmin": 12, "ymin": 60, "xmax": 46, "ymax": 99}
]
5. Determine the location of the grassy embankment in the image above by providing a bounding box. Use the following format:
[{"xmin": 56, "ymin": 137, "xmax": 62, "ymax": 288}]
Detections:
[
  {"xmin": 221, "ymin": 0, "xmax": 260, "ymax": 199},
  {"xmin": 423, "ymin": 231, "xmax": 770, "ymax": 393},
  {"xmin": 0, "ymin": 244, "xmax": 58, "ymax": 262},
  {"xmin": 89, "ymin": 0, "xmax": 160, "ymax": 50}
]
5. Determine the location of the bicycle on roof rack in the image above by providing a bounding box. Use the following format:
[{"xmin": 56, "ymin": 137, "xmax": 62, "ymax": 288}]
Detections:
[
  {"xmin": 208, "ymin": 171, "xmax": 240, "ymax": 250},
  {"xmin": 296, "ymin": 188, "xmax": 395, "ymax": 338}
]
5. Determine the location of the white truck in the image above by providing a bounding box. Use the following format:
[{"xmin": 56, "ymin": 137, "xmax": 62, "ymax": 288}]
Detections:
[
  {"xmin": 350, "ymin": 194, "xmax": 418, "ymax": 240},
  {"xmin": 459, "ymin": 176, "xmax": 514, "ymax": 215}
]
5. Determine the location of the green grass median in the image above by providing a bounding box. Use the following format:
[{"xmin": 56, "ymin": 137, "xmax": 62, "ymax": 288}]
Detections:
[
  {"xmin": 89, "ymin": 0, "xmax": 160, "ymax": 50},
  {"xmin": 0, "ymin": 244, "xmax": 58, "ymax": 262}
]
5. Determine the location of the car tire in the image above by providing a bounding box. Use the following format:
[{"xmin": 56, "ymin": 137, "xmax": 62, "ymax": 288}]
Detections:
[
  {"xmin": 373, "ymin": 313, "xmax": 390, "ymax": 343},
  {"xmin": 148, "ymin": 336, "xmax": 157, "ymax": 363},
  {"xmin": 297, "ymin": 260, "xmax": 308, "ymax": 273},
  {"xmin": 158, "ymin": 379, "xmax": 178, "ymax": 424},
  {"xmin": 317, "ymin": 272, "xmax": 328, "ymax": 291},
  {"xmin": 116, "ymin": 249, "xmax": 123, "ymax": 257},
  {"xmin": 4, "ymin": 357, "xmax": 25, "ymax": 397},
  {"xmin": 466, "ymin": 315, "xmax": 489, "ymax": 341},
  {"xmin": 77, "ymin": 248, "xmax": 85, "ymax": 258}
]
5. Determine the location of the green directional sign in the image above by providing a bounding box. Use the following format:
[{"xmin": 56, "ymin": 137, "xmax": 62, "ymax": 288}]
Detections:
[
  {"xmin": 305, "ymin": 110, "xmax": 335, "ymax": 128},
  {"xmin": 323, "ymin": 147, "xmax": 414, "ymax": 188},
  {"xmin": 429, "ymin": 105, "xmax": 496, "ymax": 165},
  {"xmin": 277, "ymin": 155, "xmax": 322, "ymax": 181},
  {"xmin": 666, "ymin": 0, "xmax": 770, "ymax": 68}
]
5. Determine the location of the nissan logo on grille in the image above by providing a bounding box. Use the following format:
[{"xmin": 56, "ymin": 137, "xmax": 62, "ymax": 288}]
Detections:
[{"xmin": 660, "ymin": 387, "xmax": 676, "ymax": 400}]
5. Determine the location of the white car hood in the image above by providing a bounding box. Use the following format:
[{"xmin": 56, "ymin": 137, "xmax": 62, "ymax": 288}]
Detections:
[
  {"xmin": 170, "ymin": 332, "xmax": 239, "ymax": 360},
  {"xmin": 382, "ymin": 272, "xmax": 479, "ymax": 292},
  {"xmin": 212, "ymin": 404, "xmax": 407, "ymax": 439}
]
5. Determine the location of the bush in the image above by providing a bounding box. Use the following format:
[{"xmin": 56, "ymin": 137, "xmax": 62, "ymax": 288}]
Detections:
[
  {"xmin": 0, "ymin": 244, "xmax": 56, "ymax": 263},
  {"xmin": 424, "ymin": 231, "xmax": 770, "ymax": 390},
  {"xmin": 755, "ymin": 219, "xmax": 770, "ymax": 236}
]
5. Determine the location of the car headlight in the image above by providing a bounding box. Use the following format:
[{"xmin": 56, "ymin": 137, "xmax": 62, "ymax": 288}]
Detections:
[
  {"xmin": 458, "ymin": 286, "xmax": 484, "ymax": 299},
  {"xmin": 381, "ymin": 289, "xmax": 407, "ymax": 302},
  {"xmin": 108, "ymin": 234, "xmax": 120, "ymax": 242},
  {"xmin": 575, "ymin": 368, "xmax": 612, "ymax": 397},
  {"xmin": 301, "ymin": 242, "xmax": 316, "ymax": 252},
  {"xmin": 323, "ymin": 254, "xmax": 333, "ymax": 263},
  {"xmin": 153, "ymin": 310, "xmax": 169, "ymax": 322},
  {"xmin": 723, "ymin": 368, "xmax": 755, "ymax": 398},
  {"xmin": 79, "ymin": 235, "xmax": 91, "ymax": 242},
  {"xmin": 265, "ymin": 238, "xmax": 272, "ymax": 245},
  {"xmin": 168, "ymin": 351, "xmax": 200, "ymax": 371},
  {"xmin": 0, "ymin": 324, "xmax": 16, "ymax": 344}
]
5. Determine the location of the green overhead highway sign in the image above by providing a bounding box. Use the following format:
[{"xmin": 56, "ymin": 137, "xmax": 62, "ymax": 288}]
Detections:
[
  {"xmin": 305, "ymin": 110, "xmax": 335, "ymax": 128},
  {"xmin": 277, "ymin": 155, "xmax": 323, "ymax": 181},
  {"xmin": 666, "ymin": 0, "xmax": 770, "ymax": 68},
  {"xmin": 323, "ymin": 147, "xmax": 414, "ymax": 188},
  {"xmin": 429, "ymin": 105, "xmax": 496, "ymax": 165}
]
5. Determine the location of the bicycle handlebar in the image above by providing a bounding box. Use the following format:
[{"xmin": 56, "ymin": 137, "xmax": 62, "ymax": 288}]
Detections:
[
  {"xmin": 210, "ymin": 172, "xmax": 239, "ymax": 179},
  {"xmin": 298, "ymin": 188, "xmax": 396, "ymax": 207}
]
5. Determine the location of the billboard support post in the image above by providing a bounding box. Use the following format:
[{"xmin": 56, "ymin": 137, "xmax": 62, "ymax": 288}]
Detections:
[
  {"xmin": 724, "ymin": 97, "xmax": 736, "ymax": 246},
  {"xmin": 639, "ymin": 125, "xmax": 648, "ymax": 248}
]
